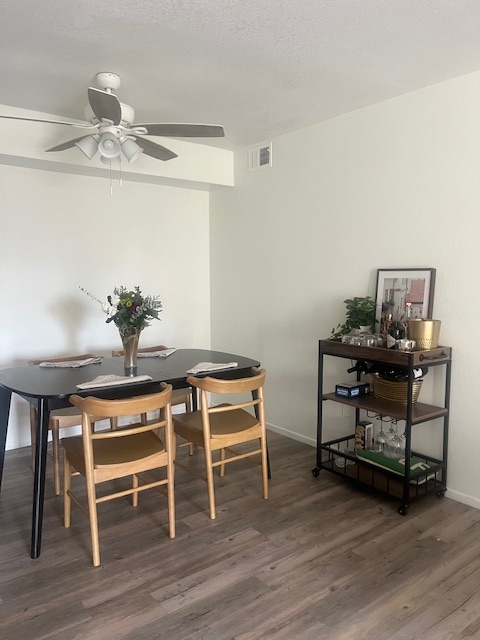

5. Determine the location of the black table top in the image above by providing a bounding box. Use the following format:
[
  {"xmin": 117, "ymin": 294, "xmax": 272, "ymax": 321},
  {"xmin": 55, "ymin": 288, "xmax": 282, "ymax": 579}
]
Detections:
[{"xmin": 0, "ymin": 349, "xmax": 261, "ymax": 400}]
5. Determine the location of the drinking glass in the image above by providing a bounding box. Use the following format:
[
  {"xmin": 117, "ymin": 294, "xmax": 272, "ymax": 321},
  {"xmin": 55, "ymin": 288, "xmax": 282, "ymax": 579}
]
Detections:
[
  {"xmin": 385, "ymin": 424, "xmax": 404, "ymax": 459},
  {"xmin": 373, "ymin": 424, "xmax": 387, "ymax": 452}
]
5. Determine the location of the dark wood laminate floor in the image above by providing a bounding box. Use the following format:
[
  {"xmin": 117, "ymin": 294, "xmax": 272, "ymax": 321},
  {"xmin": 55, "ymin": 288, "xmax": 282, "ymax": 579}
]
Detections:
[{"xmin": 1, "ymin": 432, "xmax": 480, "ymax": 640}]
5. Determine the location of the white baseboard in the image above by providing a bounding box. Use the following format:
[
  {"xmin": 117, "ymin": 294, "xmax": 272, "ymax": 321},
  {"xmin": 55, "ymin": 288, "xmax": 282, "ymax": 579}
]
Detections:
[
  {"xmin": 443, "ymin": 488, "xmax": 480, "ymax": 510},
  {"xmin": 266, "ymin": 422, "xmax": 315, "ymax": 448},
  {"xmin": 6, "ymin": 436, "xmax": 28, "ymax": 451}
]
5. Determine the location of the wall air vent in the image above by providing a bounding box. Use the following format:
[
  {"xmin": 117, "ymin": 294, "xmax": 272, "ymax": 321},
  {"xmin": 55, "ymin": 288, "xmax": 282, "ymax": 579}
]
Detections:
[{"xmin": 248, "ymin": 141, "xmax": 272, "ymax": 172}]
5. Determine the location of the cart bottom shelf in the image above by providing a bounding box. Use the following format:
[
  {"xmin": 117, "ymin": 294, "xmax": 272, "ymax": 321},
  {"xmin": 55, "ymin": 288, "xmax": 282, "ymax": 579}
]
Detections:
[
  {"xmin": 318, "ymin": 456, "xmax": 444, "ymax": 503},
  {"xmin": 313, "ymin": 435, "xmax": 446, "ymax": 512}
]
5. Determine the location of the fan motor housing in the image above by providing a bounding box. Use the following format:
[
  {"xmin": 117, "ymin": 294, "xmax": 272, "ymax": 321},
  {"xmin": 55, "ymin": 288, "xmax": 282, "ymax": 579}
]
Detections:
[{"xmin": 96, "ymin": 72, "xmax": 121, "ymax": 91}]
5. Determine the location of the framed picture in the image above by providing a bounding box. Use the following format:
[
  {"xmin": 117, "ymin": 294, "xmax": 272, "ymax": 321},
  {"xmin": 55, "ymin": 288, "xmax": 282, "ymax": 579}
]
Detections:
[{"xmin": 375, "ymin": 268, "xmax": 436, "ymax": 330}]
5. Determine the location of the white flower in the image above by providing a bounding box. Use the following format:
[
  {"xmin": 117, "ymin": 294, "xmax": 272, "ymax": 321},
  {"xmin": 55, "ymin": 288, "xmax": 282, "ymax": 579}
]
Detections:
[
  {"xmin": 102, "ymin": 303, "xmax": 115, "ymax": 317},
  {"xmin": 102, "ymin": 294, "xmax": 120, "ymax": 318}
]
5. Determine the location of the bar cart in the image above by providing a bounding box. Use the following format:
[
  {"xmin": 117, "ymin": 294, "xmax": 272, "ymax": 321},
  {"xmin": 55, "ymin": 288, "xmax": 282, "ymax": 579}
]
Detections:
[{"xmin": 312, "ymin": 339, "xmax": 452, "ymax": 515}]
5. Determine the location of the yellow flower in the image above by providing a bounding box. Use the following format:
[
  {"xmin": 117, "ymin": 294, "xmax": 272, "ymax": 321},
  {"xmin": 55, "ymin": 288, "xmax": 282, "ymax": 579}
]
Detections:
[{"xmin": 125, "ymin": 300, "xmax": 133, "ymax": 308}]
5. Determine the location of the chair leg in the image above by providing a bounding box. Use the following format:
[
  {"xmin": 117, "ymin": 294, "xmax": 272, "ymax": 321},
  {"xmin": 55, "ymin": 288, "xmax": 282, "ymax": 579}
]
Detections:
[
  {"xmin": 172, "ymin": 431, "xmax": 177, "ymax": 462},
  {"xmin": 204, "ymin": 443, "xmax": 216, "ymax": 520},
  {"xmin": 183, "ymin": 395, "xmax": 194, "ymax": 455},
  {"xmin": 261, "ymin": 436, "xmax": 269, "ymax": 500},
  {"xmin": 132, "ymin": 474, "xmax": 139, "ymax": 507},
  {"xmin": 64, "ymin": 455, "xmax": 72, "ymax": 528},
  {"xmin": 52, "ymin": 424, "xmax": 61, "ymax": 496},
  {"xmin": 167, "ymin": 459, "xmax": 176, "ymax": 539},
  {"xmin": 219, "ymin": 448, "xmax": 226, "ymax": 477},
  {"xmin": 85, "ymin": 474, "xmax": 101, "ymax": 567}
]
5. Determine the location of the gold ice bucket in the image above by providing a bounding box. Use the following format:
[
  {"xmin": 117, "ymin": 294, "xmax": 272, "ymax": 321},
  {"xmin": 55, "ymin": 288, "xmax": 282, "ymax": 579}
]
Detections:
[{"xmin": 407, "ymin": 319, "xmax": 441, "ymax": 351}]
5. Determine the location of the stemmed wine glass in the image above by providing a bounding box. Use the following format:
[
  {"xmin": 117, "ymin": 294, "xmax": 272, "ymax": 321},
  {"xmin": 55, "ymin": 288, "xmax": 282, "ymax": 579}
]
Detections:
[
  {"xmin": 373, "ymin": 422, "xmax": 387, "ymax": 453},
  {"xmin": 385, "ymin": 423, "xmax": 404, "ymax": 459}
]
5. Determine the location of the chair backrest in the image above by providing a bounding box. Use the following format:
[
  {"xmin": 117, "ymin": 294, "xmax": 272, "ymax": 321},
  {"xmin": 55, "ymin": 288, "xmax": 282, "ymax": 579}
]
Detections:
[
  {"xmin": 69, "ymin": 383, "xmax": 174, "ymax": 455},
  {"xmin": 111, "ymin": 345, "xmax": 168, "ymax": 357},
  {"xmin": 187, "ymin": 367, "xmax": 266, "ymax": 426},
  {"xmin": 28, "ymin": 353, "xmax": 98, "ymax": 366}
]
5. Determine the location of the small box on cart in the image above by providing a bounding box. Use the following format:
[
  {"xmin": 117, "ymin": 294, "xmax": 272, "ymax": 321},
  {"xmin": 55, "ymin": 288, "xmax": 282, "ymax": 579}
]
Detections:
[
  {"xmin": 335, "ymin": 381, "xmax": 370, "ymax": 398},
  {"xmin": 355, "ymin": 420, "xmax": 373, "ymax": 450}
]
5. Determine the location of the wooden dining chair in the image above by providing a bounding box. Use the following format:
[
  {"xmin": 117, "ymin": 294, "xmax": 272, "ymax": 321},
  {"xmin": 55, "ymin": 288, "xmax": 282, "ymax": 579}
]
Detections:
[
  {"xmin": 112, "ymin": 344, "xmax": 193, "ymax": 454},
  {"xmin": 28, "ymin": 353, "xmax": 104, "ymax": 496},
  {"xmin": 63, "ymin": 384, "xmax": 175, "ymax": 567},
  {"xmin": 173, "ymin": 367, "xmax": 268, "ymax": 520}
]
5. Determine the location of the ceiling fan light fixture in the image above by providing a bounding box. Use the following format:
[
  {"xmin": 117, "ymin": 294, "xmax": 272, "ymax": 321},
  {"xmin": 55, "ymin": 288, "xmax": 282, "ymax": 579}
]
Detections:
[
  {"xmin": 120, "ymin": 103, "xmax": 135, "ymax": 126},
  {"xmin": 121, "ymin": 138, "xmax": 144, "ymax": 163},
  {"xmin": 75, "ymin": 134, "xmax": 100, "ymax": 159},
  {"xmin": 98, "ymin": 132, "xmax": 121, "ymax": 158}
]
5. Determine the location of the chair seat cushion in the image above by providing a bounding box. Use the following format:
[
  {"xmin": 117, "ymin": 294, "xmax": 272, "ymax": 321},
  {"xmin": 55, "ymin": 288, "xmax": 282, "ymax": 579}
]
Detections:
[
  {"xmin": 47, "ymin": 406, "xmax": 83, "ymax": 429},
  {"xmin": 174, "ymin": 405, "xmax": 260, "ymax": 440},
  {"xmin": 63, "ymin": 431, "xmax": 166, "ymax": 472}
]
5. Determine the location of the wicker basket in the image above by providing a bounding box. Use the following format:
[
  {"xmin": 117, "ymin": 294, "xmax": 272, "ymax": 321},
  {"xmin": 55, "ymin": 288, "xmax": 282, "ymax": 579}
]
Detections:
[{"xmin": 370, "ymin": 373, "xmax": 422, "ymax": 405}]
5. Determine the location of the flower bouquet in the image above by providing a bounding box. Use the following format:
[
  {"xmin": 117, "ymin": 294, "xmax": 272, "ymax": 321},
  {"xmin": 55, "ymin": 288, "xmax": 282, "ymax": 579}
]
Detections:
[
  {"xmin": 81, "ymin": 286, "xmax": 162, "ymax": 372},
  {"xmin": 100, "ymin": 286, "xmax": 162, "ymax": 337}
]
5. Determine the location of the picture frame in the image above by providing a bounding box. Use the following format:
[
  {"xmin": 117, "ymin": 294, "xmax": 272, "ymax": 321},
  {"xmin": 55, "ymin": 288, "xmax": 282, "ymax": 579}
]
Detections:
[{"xmin": 375, "ymin": 268, "xmax": 436, "ymax": 330}]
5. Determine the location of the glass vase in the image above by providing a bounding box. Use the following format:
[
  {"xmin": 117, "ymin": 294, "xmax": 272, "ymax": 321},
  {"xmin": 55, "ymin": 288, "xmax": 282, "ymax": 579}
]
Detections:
[{"xmin": 121, "ymin": 330, "xmax": 141, "ymax": 376}]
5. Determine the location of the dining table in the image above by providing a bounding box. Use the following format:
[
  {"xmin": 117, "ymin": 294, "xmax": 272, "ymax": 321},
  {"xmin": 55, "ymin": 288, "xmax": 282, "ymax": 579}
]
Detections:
[{"xmin": 0, "ymin": 348, "xmax": 261, "ymax": 559}]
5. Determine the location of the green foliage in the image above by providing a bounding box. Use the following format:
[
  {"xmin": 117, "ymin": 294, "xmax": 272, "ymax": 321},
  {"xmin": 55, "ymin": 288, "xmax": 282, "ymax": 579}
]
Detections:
[
  {"xmin": 331, "ymin": 296, "xmax": 376, "ymax": 339},
  {"xmin": 81, "ymin": 285, "xmax": 162, "ymax": 338},
  {"xmin": 105, "ymin": 286, "xmax": 162, "ymax": 337}
]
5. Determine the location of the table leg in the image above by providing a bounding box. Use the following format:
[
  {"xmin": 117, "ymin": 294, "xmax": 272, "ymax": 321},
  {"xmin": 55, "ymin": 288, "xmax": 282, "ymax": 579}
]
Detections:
[
  {"xmin": 31, "ymin": 398, "xmax": 50, "ymax": 559},
  {"xmin": 0, "ymin": 387, "xmax": 12, "ymax": 490}
]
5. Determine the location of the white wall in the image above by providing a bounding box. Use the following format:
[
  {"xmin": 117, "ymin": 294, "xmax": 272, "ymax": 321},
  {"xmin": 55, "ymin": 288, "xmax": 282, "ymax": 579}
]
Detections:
[
  {"xmin": 210, "ymin": 69, "xmax": 480, "ymax": 509},
  {"xmin": 1, "ymin": 164, "xmax": 211, "ymax": 449}
]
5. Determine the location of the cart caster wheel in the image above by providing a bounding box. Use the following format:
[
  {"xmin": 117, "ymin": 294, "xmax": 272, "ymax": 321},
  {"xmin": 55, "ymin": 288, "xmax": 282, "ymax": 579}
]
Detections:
[
  {"xmin": 398, "ymin": 505, "xmax": 409, "ymax": 516},
  {"xmin": 312, "ymin": 467, "xmax": 320, "ymax": 478},
  {"xmin": 436, "ymin": 489, "xmax": 446, "ymax": 498}
]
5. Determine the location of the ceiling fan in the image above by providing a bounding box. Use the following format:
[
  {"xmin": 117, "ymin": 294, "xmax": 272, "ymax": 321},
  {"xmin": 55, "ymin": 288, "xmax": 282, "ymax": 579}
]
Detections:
[{"xmin": 0, "ymin": 72, "xmax": 225, "ymax": 163}]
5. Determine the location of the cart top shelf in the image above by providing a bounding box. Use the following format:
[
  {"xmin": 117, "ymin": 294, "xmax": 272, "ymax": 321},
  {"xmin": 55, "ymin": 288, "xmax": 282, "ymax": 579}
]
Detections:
[{"xmin": 319, "ymin": 339, "xmax": 451, "ymax": 367}]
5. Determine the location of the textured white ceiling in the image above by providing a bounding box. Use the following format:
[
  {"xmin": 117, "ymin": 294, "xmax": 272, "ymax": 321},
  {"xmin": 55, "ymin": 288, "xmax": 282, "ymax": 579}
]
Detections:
[{"xmin": 2, "ymin": 0, "xmax": 480, "ymax": 148}]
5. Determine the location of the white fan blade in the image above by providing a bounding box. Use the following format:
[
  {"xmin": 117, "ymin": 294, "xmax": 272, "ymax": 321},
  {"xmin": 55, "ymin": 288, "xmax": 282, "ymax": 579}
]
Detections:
[
  {"xmin": 45, "ymin": 136, "xmax": 90, "ymax": 152},
  {"xmin": 0, "ymin": 115, "xmax": 94, "ymax": 128}
]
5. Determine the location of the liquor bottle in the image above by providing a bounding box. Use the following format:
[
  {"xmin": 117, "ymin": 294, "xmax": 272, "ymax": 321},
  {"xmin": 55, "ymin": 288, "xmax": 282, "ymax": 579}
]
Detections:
[
  {"xmin": 372, "ymin": 364, "xmax": 428, "ymax": 381},
  {"xmin": 347, "ymin": 360, "xmax": 370, "ymax": 375},
  {"xmin": 381, "ymin": 313, "xmax": 393, "ymax": 347},
  {"xmin": 387, "ymin": 321, "xmax": 405, "ymax": 349}
]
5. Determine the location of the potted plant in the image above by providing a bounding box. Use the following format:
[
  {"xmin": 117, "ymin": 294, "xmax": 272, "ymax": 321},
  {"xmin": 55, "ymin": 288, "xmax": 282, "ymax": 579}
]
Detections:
[{"xmin": 331, "ymin": 296, "xmax": 376, "ymax": 339}]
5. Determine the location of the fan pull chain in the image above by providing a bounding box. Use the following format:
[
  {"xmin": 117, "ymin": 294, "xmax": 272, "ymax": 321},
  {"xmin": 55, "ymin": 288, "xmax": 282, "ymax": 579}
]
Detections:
[{"xmin": 119, "ymin": 154, "xmax": 123, "ymax": 188}]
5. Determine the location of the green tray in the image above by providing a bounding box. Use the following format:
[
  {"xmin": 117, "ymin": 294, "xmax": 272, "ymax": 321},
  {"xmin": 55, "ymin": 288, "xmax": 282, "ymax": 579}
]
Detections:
[{"xmin": 356, "ymin": 450, "xmax": 436, "ymax": 484}]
